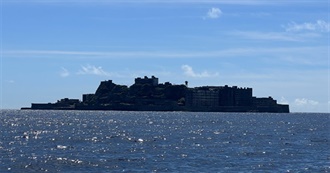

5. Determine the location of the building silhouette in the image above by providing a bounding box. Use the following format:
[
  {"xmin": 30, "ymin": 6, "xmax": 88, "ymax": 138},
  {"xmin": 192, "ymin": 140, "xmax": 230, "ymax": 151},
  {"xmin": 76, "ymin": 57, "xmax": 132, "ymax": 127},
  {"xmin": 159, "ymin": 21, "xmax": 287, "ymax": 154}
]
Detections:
[{"xmin": 23, "ymin": 76, "xmax": 289, "ymax": 113}]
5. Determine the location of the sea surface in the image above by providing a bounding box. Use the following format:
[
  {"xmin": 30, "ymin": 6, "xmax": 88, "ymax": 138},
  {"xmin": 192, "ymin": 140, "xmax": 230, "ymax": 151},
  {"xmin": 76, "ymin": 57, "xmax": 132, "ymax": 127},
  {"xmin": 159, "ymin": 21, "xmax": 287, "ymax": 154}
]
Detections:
[{"xmin": 0, "ymin": 110, "xmax": 329, "ymax": 172}]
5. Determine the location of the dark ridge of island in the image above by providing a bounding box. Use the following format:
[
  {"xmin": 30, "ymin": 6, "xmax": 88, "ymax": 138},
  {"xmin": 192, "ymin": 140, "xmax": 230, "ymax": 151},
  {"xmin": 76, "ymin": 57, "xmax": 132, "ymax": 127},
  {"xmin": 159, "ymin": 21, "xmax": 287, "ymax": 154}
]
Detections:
[{"xmin": 21, "ymin": 76, "xmax": 289, "ymax": 113}]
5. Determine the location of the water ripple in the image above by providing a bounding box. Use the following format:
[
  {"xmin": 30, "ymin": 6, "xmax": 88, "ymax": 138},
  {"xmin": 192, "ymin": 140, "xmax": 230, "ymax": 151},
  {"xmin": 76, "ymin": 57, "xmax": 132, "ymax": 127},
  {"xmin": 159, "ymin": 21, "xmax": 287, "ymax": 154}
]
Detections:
[{"xmin": 0, "ymin": 110, "xmax": 329, "ymax": 172}]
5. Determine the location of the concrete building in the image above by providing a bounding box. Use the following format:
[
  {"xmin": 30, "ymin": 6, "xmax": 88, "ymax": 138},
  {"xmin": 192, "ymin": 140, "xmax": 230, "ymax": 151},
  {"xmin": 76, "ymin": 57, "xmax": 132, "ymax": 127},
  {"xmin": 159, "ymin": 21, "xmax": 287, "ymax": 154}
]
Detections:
[
  {"xmin": 134, "ymin": 76, "xmax": 159, "ymax": 86},
  {"xmin": 83, "ymin": 94, "xmax": 95, "ymax": 103},
  {"xmin": 186, "ymin": 86, "xmax": 253, "ymax": 107}
]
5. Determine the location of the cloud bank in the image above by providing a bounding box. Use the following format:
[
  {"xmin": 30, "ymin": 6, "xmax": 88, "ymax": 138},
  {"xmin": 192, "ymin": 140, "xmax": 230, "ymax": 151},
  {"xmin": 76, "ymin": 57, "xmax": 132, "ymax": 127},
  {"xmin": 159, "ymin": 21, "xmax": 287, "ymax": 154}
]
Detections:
[
  {"xmin": 284, "ymin": 20, "xmax": 330, "ymax": 32},
  {"xmin": 77, "ymin": 65, "xmax": 111, "ymax": 76},
  {"xmin": 181, "ymin": 65, "xmax": 219, "ymax": 78},
  {"xmin": 4, "ymin": 46, "xmax": 327, "ymax": 59},
  {"xmin": 206, "ymin": 7, "xmax": 222, "ymax": 19},
  {"xmin": 60, "ymin": 67, "xmax": 70, "ymax": 77},
  {"xmin": 294, "ymin": 98, "xmax": 319, "ymax": 106}
]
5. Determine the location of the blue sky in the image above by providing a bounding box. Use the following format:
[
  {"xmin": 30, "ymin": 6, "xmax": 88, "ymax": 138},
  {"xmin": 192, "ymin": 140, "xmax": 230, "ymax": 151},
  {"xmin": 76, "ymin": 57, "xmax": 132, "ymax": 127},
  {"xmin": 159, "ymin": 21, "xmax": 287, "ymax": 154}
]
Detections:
[{"xmin": 1, "ymin": 0, "xmax": 329, "ymax": 112}]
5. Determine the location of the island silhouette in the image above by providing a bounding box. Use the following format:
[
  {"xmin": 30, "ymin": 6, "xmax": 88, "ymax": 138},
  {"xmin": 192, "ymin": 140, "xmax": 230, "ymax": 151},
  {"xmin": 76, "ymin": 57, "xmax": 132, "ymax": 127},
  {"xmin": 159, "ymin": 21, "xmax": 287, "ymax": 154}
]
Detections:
[{"xmin": 22, "ymin": 76, "xmax": 289, "ymax": 113}]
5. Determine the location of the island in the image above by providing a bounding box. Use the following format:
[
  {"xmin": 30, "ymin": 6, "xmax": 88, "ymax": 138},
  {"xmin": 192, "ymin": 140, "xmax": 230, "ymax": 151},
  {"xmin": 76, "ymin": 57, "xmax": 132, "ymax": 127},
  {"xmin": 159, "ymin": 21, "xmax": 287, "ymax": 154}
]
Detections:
[{"xmin": 21, "ymin": 76, "xmax": 289, "ymax": 113}]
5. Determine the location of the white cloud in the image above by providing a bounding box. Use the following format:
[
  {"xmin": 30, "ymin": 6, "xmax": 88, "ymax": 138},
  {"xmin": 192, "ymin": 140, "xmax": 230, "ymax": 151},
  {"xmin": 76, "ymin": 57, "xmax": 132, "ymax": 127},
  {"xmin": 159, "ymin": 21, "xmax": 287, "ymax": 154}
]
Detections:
[
  {"xmin": 294, "ymin": 98, "xmax": 319, "ymax": 106},
  {"xmin": 230, "ymin": 31, "xmax": 297, "ymax": 41},
  {"xmin": 206, "ymin": 7, "xmax": 222, "ymax": 19},
  {"xmin": 181, "ymin": 65, "xmax": 219, "ymax": 78},
  {"xmin": 284, "ymin": 20, "xmax": 330, "ymax": 32},
  {"xmin": 77, "ymin": 64, "xmax": 111, "ymax": 76},
  {"xmin": 290, "ymin": 98, "xmax": 330, "ymax": 112},
  {"xmin": 229, "ymin": 31, "xmax": 321, "ymax": 41},
  {"xmin": 279, "ymin": 96, "xmax": 289, "ymax": 104},
  {"xmin": 3, "ymin": 46, "xmax": 327, "ymax": 59},
  {"xmin": 280, "ymin": 56, "xmax": 326, "ymax": 66},
  {"xmin": 60, "ymin": 67, "xmax": 70, "ymax": 77}
]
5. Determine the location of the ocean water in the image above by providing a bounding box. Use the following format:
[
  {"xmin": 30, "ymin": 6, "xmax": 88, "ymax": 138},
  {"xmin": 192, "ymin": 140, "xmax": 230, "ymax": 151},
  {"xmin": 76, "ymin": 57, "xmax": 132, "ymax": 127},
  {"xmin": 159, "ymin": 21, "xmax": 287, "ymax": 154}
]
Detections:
[{"xmin": 0, "ymin": 110, "xmax": 329, "ymax": 172}]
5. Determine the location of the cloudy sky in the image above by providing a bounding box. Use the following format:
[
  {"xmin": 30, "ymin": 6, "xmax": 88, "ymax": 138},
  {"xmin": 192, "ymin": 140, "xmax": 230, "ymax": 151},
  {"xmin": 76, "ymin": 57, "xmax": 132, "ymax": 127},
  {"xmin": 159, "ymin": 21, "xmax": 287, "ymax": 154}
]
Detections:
[{"xmin": 1, "ymin": 0, "xmax": 329, "ymax": 112}]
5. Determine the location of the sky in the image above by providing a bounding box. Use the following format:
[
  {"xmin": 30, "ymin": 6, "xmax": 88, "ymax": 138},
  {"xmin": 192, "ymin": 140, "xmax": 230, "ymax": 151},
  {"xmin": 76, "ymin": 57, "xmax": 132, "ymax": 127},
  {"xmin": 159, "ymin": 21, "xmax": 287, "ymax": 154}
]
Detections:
[{"xmin": 1, "ymin": 0, "xmax": 329, "ymax": 113}]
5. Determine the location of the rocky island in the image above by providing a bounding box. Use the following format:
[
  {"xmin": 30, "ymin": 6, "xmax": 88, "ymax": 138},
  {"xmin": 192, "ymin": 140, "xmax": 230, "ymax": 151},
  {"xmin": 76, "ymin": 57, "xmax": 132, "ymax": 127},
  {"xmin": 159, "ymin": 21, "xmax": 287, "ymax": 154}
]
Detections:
[{"xmin": 21, "ymin": 76, "xmax": 289, "ymax": 113}]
